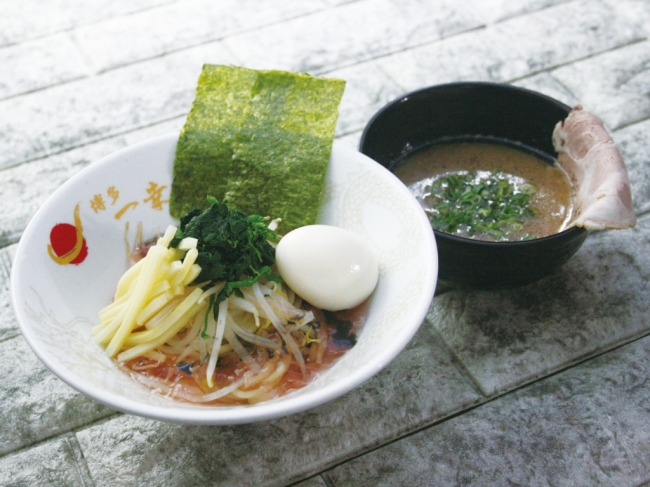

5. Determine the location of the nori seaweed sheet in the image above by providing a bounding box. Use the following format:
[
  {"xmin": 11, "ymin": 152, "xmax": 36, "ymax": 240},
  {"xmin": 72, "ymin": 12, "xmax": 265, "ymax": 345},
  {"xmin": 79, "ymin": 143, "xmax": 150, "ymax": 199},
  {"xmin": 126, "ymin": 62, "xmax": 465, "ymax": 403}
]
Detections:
[{"xmin": 169, "ymin": 65, "xmax": 345, "ymax": 233}]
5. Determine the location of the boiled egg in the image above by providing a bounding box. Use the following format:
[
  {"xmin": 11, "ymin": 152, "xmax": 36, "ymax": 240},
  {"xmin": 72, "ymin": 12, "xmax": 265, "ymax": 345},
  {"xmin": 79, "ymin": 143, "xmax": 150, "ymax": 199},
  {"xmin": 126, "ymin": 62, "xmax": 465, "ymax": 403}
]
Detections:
[{"xmin": 275, "ymin": 225, "xmax": 378, "ymax": 311}]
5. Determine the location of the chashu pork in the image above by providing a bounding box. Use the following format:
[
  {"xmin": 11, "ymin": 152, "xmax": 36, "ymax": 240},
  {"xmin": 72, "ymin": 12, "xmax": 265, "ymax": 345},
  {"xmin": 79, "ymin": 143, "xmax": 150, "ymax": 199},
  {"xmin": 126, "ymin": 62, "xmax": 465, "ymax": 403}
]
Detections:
[{"xmin": 552, "ymin": 105, "xmax": 636, "ymax": 230}]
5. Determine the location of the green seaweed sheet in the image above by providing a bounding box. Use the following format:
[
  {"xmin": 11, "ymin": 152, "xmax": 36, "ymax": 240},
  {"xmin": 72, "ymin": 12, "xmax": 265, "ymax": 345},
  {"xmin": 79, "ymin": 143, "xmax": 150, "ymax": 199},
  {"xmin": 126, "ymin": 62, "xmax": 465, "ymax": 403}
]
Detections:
[{"xmin": 169, "ymin": 65, "xmax": 345, "ymax": 233}]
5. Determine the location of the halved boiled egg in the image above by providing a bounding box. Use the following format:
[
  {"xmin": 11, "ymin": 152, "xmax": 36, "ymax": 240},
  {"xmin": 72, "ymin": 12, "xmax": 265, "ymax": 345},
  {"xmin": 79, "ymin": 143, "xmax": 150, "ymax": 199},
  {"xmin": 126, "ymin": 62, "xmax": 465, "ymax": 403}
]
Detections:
[{"xmin": 275, "ymin": 225, "xmax": 378, "ymax": 311}]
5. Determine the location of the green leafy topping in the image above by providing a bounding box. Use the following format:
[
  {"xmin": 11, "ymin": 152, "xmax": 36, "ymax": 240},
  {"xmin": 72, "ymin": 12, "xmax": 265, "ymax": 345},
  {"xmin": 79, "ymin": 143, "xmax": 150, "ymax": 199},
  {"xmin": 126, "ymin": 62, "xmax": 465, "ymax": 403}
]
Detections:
[
  {"xmin": 426, "ymin": 171, "xmax": 538, "ymax": 241},
  {"xmin": 170, "ymin": 197, "xmax": 279, "ymax": 307},
  {"xmin": 169, "ymin": 65, "xmax": 346, "ymax": 233},
  {"xmin": 201, "ymin": 294, "xmax": 216, "ymax": 339}
]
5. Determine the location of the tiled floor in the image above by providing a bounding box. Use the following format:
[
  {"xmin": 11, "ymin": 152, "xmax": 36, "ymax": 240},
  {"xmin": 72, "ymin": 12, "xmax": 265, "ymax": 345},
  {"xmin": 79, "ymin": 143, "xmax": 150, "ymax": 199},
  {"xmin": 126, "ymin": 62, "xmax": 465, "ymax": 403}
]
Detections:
[{"xmin": 2, "ymin": 0, "xmax": 650, "ymax": 485}]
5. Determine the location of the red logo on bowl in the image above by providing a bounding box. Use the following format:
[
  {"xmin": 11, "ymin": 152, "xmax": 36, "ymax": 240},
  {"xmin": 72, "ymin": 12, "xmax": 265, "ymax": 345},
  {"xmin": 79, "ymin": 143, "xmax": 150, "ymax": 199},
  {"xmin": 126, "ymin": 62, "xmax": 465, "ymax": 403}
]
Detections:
[{"xmin": 47, "ymin": 203, "xmax": 88, "ymax": 265}]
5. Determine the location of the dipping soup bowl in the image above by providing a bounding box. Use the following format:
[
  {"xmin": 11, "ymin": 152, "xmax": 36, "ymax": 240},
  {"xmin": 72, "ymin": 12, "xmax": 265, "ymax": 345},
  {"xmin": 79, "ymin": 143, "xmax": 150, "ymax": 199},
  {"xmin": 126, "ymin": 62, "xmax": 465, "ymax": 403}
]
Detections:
[{"xmin": 360, "ymin": 82, "xmax": 588, "ymax": 289}]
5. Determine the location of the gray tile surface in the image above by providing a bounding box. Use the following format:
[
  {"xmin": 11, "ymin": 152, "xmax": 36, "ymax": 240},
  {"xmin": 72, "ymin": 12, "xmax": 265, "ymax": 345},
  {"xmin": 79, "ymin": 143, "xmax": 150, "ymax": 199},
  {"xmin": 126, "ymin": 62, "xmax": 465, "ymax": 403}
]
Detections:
[
  {"xmin": 0, "ymin": 245, "xmax": 18, "ymax": 342},
  {"xmin": 467, "ymin": 0, "xmax": 573, "ymax": 24},
  {"xmin": 328, "ymin": 61, "xmax": 404, "ymax": 136},
  {"xmin": 324, "ymin": 333, "xmax": 650, "ymax": 487},
  {"xmin": 512, "ymin": 72, "xmax": 581, "ymax": 108},
  {"xmin": 0, "ymin": 34, "xmax": 88, "ymax": 101},
  {"xmin": 225, "ymin": 0, "xmax": 483, "ymax": 74},
  {"xmin": 0, "ymin": 0, "xmax": 173, "ymax": 47},
  {"xmin": 73, "ymin": 0, "xmax": 325, "ymax": 72},
  {"xmin": 378, "ymin": 0, "xmax": 643, "ymax": 90},
  {"xmin": 614, "ymin": 117, "xmax": 650, "ymax": 214},
  {"xmin": 428, "ymin": 214, "xmax": 650, "ymax": 397},
  {"xmin": 76, "ymin": 325, "xmax": 481, "ymax": 487},
  {"xmin": 0, "ymin": 43, "xmax": 235, "ymax": 170},
  {"xmin": 0, "ymin": 335, "xmax": 115, "ymax": 456},
  {"xmin": 603, "ymin": 0, "xmax": 650, "ymax": 35},
  {"xmin": 551, "ymin": 40, "xmax": 650, "ymax": 130},
  {"xmin": 0, "ymin": 436, "xmax": 92, "ymax": 487},
  {"xmin": 334, "ymin": 131, "xmax": 363, "ymax": 150}
]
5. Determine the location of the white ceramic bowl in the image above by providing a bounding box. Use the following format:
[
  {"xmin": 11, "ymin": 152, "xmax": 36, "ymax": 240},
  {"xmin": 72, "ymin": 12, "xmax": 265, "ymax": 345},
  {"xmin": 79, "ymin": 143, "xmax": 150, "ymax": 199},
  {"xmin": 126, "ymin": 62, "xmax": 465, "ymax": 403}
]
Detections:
[{"xmin": 11, "ymin": 134, "xmax": 437, "ymax": 425}]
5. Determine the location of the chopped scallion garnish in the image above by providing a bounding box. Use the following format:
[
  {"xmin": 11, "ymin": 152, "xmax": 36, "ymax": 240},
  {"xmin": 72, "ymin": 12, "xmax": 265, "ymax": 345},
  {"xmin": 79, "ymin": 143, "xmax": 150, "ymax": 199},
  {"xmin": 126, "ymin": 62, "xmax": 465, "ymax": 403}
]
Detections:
[{"xmin": 426, "ymin": 171, "xmax": 537, "ymax": 241}]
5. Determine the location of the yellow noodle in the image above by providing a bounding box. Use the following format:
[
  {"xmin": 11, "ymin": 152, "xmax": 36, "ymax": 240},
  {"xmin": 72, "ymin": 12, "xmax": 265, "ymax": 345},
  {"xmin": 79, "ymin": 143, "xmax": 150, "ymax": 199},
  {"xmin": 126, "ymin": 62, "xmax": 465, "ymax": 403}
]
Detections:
[
  {"xmin": 105, "ymin": 244, "xmax": 171, "ymax": 357},
  {"xmin": 180, "ymin": 264, "xmax": 201, "ymax": 287},
  {"xmin": 263, "ymin": 356, "xmax": 290, "ymax": 386},
  {"xmin": 135, "ymin": 291, "xmax": 175, "ymax": 326},
  {"xmin": 114, "ymin": 257, "xmax": 146, "ymax": 299},
  {"xmin": 242, "ymin": 359, "xmax": 276, "ymax": 389},
  {"xmin": 171, "ymin": 248, "xmax": 198, "ymax": 286},
  {"xmin": 123, "ymin": 288, "xmax": 204, "ymax": 347},
  {"xmin": 98, "ymin": 289, "xmax": 131, "ymax": 322},
  {"xmin": 229, "ymin": 384, "xmax": 271, "ymax": 400},
  {"xmin": 175, "ymin": 340, "xmax": 198, "ymax": 364},
  {"xmin": 117, "ymin": 299, "xmax": 204, "ymax": 362},
  {"xmin": 168, "ymin": 309, "xmax": 205, "ymax": 349},
  {"xmin": 93, "ymin": 305, "xmax": 128, "ymax": 345},
  {"xmin": 144, "ymin": 295, "xmax": 186, "ymax": 330},
  {"xmin": 157, "ymin": 225, "xmax": 177, "ymax": 248}
]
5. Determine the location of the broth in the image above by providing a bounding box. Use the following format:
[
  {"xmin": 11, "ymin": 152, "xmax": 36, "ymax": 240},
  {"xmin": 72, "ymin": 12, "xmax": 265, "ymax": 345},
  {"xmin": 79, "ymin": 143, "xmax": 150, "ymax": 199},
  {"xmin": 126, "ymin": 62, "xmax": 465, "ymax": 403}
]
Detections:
[
  {"xmin": 122, "ymin": 301, "xmax": 366, "ymax": 405},
  {"xmin": 116, "ymin": 237, "xmax": 368, "ymax": 406},
  {"xmin": 393, "ymin": 140, "xmax": 573, "ymax": 241}
]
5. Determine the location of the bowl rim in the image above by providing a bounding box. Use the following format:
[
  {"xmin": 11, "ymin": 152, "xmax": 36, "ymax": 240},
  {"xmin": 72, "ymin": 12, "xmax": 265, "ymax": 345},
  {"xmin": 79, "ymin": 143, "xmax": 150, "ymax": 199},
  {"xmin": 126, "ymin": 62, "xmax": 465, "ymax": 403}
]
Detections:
[
  {"xmin": 431, "ymin": 225, "xmax": 588, "ymax": 247},
  {"xmin": 359, "ymin": 81, "xmax": 587, "ymax": 247},
  {"xmin": 10, "ymin": 133, "xmax": 438, "ymax": 424},
  {"xmin": 359, "ymin": 81, "xmax": 572, "ymax": 153}
]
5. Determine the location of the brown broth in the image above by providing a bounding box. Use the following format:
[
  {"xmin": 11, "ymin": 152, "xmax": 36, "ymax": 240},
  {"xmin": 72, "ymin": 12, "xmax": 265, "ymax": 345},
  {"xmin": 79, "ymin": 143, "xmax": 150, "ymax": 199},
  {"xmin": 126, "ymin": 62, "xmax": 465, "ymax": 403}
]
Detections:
[{"xmin": 393, "ymin": 141, "xmax": 573, "ymax": 241}]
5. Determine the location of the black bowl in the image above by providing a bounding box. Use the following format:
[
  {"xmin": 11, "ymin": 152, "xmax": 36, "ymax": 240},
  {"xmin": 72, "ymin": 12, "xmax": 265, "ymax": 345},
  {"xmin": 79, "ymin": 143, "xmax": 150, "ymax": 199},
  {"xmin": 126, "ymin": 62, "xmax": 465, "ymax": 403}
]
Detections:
[{"xmin": 359, "ymin": 82, "xmax": 588, "ymax": 289}]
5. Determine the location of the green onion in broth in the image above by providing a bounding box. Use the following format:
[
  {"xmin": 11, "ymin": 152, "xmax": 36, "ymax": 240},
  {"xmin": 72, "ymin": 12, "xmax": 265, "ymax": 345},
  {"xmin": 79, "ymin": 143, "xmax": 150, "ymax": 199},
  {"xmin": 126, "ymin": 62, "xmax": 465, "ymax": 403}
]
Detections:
[{"xmin": 425, "ymin": 170, "xmax": 538, "ymax": 241}]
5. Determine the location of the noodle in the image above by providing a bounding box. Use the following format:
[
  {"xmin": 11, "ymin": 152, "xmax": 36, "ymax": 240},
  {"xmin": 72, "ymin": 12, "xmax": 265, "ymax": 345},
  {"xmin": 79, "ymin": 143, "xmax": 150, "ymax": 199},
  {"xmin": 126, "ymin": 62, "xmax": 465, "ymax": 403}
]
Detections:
[{"xmin": 98, "ymin": 224, "xmax": 366, "ymax": 405}]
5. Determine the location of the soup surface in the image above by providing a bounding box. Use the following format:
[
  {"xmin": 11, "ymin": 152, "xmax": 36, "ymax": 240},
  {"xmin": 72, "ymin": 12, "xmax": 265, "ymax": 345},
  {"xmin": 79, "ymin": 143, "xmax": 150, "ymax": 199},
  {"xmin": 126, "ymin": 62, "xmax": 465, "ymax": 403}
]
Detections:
[{"xmin": 393, "ymin": 141, "xmax": 573, "ymax": 241}]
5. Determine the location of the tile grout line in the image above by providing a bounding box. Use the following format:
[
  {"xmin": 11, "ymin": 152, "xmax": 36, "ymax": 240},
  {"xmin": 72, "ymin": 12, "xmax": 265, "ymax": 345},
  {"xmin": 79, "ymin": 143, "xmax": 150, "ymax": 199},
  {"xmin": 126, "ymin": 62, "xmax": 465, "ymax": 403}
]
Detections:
[
  {"xmin": 66, "ymin": 433, "xmax": 98, "ymax": 487},
  {"xmin": 315, "ymin": 0, "xmax": 600, "ymax": 81},
  {"xmin": 0, "ymin": 1, "xmax": 337, "ymax": 102},
  {"xmin": 0, "ymin": 330, "xmax": 21, "ymax": 345},
  {"xmin": 286, "ymin": 473, "xmax": 332, "ymax": 487},
  {"xmin": 0, "ymin": 0, "xmax": 579, "ymax": 54},
  {"xmin": 9, "ymin": 0, "xmax": 582, "ymax": 107},
  {"xmin": 0, "ymin": 1, "xmax": 181, "ymax": 50},
  {"xmin": 10, "ymin": 219, "xmax": 650, "ymax": 464},
  {"xmin": 0, "ymin": 412, "xmax": 122, "ymax": 461},
  {"xmin": 6, "ymin": 319, "xmax": 644, "ymax": 484},
  {"xmin": 506, "ymin": 36, "xmax": 648, "ymax": 87},
  {"xmin": 0, "ymin": 113, "xmax": 188, "ymax": 174},
  {"xmin": 311, "ymin": 327, "xmax": 650, "ymax": 485},
  {"xmin": 0, "ymin": 74, "xmax": 90, "ymax": 104},
  {"xmin": 46, "ymin": 1, "xmax": 335, "ymax": 77},
  {"xmin": 0, "ymin": 37, "xmax": 647, "ymax": 173},
  {"xmin": 323, "ymin": 1, "xmax": 646, "ymax": 81},
  {"xmin": 314, "ymin": 24, "xmax": 488, "ymax": 78},
  {"xmin": 426, "ymin": 317, "xmax": 488, "ymax": 398}
]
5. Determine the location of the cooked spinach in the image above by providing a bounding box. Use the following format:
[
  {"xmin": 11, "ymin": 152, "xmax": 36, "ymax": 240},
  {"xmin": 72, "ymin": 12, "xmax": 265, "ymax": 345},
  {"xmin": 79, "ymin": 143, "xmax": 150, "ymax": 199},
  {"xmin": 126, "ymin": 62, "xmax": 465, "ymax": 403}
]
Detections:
[{"xmin": 170, "ymin": 197, "xmax": 279, "ymax": 305}]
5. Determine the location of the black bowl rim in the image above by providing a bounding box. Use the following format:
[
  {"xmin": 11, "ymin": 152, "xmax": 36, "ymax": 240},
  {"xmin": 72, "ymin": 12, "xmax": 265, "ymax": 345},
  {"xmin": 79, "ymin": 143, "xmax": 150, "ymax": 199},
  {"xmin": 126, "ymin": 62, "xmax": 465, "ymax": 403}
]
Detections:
[
  {"xmin": 359, "ymin": 81, "xmax": 573, "ymax": 154},
  {"xmin": 359, "ymin": 80, "xmax": 586, "ymax": 247},
  {"xmin": 432, "ymin": 225, "xmax": 587, "ymax": 247}
]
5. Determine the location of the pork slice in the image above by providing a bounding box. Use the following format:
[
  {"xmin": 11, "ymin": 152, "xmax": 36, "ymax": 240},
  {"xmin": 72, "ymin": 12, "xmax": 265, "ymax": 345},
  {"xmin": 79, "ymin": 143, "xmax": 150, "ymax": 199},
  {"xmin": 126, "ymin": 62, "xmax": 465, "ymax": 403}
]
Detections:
[{"xmin": 552, "ymin": 105, "xmax": 636, "ymax": 230}]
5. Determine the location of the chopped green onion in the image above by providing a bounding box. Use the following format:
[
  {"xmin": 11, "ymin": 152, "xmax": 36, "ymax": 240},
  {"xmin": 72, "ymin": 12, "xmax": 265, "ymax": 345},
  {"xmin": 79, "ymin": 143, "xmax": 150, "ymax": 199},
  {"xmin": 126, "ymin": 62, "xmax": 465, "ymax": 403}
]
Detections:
[{"xmin": 425, "ymin": 171, "xmax": 537, "ymax": 241}]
